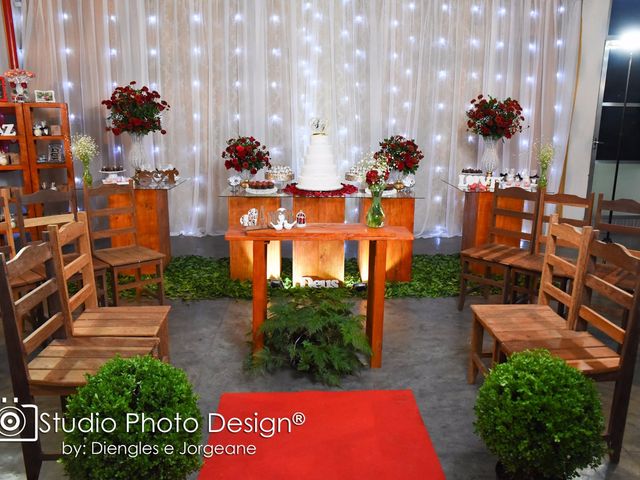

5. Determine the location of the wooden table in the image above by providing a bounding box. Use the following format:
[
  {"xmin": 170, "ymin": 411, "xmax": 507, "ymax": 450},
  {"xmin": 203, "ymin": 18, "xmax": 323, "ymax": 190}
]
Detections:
[{"xmin": 225, "ymin": 223, "xmax": 414, "ymax": 368}]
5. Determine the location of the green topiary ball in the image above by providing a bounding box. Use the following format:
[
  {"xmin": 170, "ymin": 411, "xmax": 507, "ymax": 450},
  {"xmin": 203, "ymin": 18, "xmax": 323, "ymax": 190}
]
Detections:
[
  {"xmin": 474, "ymin": 350, "xmax": 607, "ymax": 480},
  {"xmin": 61, "ymin": 356, "xmax": 203, "ymax": 480}
]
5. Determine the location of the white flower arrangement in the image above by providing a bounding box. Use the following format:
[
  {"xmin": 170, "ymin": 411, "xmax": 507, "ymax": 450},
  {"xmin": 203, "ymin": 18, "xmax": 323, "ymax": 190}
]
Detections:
[
  {"xmin": 537, "ymin": 143, "xmax": 554, "ymax": 188},
  {"xmin": 71, "ymin": 134, "xmax": 100, "ymax": 185}
]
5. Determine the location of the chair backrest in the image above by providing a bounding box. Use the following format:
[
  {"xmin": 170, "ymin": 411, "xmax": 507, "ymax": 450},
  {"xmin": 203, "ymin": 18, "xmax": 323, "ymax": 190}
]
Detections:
[
  {"xmin": 13, "ymin": 187, "xmax": 77, "ymax": 248},
  {"xmin": 0, "ymin": 188, "xmax": 16, "ymax": 257},
  {"xmin": 0, "ymin": 243, "xmax": 70, "ymax": 388},
  {"xmin": 534, "ymin": 191, "xmax": 595, "ymax": 253},
  {"xmin": 594, "ymin": 194, "xmax": 640, "ymax": 241},
  {"xmin": 575, "ymin": 240, "xmax": 640, "ymax": 367},
  {"xmin": 47, "ymin": 211, "xmax": 99, "ymax": 321},
  {"xmin": 83, "ymin": 182, "xmax": 138, "ymax": 250},
  {"xmin": 488, "ymin": 187, "xmax": 540, "ymax": 250},
  {"xmin": 537, "ymin": 215, "xmax": 596, "ymax": 325}
]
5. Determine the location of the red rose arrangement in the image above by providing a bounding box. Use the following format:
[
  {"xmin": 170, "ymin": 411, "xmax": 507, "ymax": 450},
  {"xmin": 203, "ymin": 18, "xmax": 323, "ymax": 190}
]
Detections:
[
  {"xmin": 102, "ymin": 81, "xmax": 170, "ymax": 136},
  {"xmin": 222, "ymin": 136, "xmax": 271, "ymax": 174},
  {"xmin": 376, "ymin": 135, "xmax": 423, "ymax": 174},
  {"xmin": 466, "ymin": 94, "xmax": 524, "ymax": 139}
]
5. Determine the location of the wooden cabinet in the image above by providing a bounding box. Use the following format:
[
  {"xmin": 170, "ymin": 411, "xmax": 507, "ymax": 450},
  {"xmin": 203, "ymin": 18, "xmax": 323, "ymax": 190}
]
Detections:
[
  {"xmin": 0, "ymin": 103, "xmax": 74, "ymax": 198},
  {"xmin": 292, "ymin": 197, "xmax": 345, "ymax": 286},
  {"xmin": 228, "ymin": 196, "xmax": 281, "ymax": 280},
  {"xmin": 358, "ymin": 197, "xmax": 415, "ymax": 282}
]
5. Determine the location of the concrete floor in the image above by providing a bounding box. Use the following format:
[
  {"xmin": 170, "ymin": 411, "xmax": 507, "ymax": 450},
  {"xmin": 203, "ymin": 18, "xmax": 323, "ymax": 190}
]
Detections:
[{"xmin": 0, "ymin": 236, "xmax": 639, "ymax": 479}]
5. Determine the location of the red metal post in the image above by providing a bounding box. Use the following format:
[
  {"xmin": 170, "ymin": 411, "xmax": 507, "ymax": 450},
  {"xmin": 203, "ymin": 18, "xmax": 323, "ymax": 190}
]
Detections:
[{"xmin": 2, "ymin": 0, "xmax": 18, "ymax": 69}]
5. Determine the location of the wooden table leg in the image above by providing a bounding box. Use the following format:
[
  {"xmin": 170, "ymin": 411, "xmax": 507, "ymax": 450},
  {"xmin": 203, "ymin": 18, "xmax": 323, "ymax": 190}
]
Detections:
[
  {"xmin": 252, "ymin": 240, "xmax": 268, "ymax": 352},
  {"xmin": 367, "ymin": 239, "xmax": 387, "ymax": 368}
]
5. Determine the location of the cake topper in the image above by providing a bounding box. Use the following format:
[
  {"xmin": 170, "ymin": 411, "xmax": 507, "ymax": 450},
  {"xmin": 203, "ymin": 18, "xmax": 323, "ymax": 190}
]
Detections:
[{"xmin": 310, "ymin": 117, "xmax": 327, "ymax": 135}]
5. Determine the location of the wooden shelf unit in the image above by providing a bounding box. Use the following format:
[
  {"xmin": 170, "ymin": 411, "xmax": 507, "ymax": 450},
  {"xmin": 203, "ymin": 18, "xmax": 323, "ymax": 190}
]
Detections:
[{"xmin": 0, "ymin": 102, "xmax": 74, "ymax": 196}]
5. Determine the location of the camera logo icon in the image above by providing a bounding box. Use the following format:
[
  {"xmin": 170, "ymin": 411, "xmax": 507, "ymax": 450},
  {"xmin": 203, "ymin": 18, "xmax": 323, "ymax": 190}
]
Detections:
[{"xmin": 0, "ymin": 397, "xmax": 39, "ymax": 442}]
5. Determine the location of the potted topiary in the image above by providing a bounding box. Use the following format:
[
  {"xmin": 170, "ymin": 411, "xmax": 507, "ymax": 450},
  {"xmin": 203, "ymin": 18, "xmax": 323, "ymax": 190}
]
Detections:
[
  {"xmin": 474, "ymin": 350, "xmax": 607, "ymax": 480},
  {"xmin": 61, "ymin": 356, "xmax": 203, "ymax": 479}
]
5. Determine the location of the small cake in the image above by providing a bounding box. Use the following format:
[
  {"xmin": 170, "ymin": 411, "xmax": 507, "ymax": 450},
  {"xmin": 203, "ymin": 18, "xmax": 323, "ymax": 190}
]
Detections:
[
  {"xmin": 345, "ymin": 153, "xmax": 374, "ymax": 182},
  {"xmin": 265, "ymin": 165, "xmax": 294, "ymax": 181}
]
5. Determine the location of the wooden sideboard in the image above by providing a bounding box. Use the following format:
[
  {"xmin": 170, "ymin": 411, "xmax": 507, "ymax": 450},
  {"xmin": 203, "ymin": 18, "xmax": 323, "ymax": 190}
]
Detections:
[
  {"xmin": 461, "ymin": 191, "xmax": 524, "ymax": 249},
  {"xmin": 292, "ymin": 197, "xmax": 345, "ymax": 285},
  {"xmin": 357, "ymin": 197, "xmax": 415, "ymax": 282}
]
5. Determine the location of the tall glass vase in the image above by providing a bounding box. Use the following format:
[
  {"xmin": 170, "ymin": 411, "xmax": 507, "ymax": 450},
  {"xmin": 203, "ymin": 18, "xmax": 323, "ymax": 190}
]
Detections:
[
  {"xmin": 127, "ymin": 133, "xmax": 148, "ymax": 173},
  {"xmin": 366, "ymin": 186, "xmax": 385, "ymax": 228},
  {"xmin": 480, "ymin": 137, "xmax": 499, "ymax": 175}
]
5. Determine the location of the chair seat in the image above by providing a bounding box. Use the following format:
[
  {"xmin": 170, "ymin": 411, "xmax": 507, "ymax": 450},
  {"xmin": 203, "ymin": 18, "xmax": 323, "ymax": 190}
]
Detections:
[
  {"xmin": 471, "ymin": 304, "xmax": 568, "ymax": 335},
  {"xmin": 594, "ymin": 263, "xmax": 637, "ymax": 292},
  {"xmin": 503, "ymin": 252, "xmax": 544, "ymax": 271},
  {"xmin": 461, "ymin": 243, "xmax": 530, "ymax": 263},
  {"xmin": 62, "ymin": 252, "xmax": 109, "ymax": 272},
  {"xmin": 11, "ymin": 268, "xmax": 45, "ymax": 289},
  {"xmin": 28, "ymin": 337, "xmax": 159, "ymax": 387},
  {"xmin": 93, "ymin": 245, "xmax": 165, "ymax": 267},
  {"xmin": 501, "ymin": 334, "xmax": 620, "ymax": 376},
  {"xmin": 72, "ymin": 306, "xmax": 170, "ymax": 337}
]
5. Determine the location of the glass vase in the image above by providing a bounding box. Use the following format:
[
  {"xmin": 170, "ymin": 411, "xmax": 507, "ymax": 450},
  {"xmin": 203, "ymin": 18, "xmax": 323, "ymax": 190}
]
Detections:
[
  {"xmin": 240, "ymin": 170, "xmax": 256, "ymax": 189},
  {"xmin": 82, "ymin": 165, "xmax": 93, "ymax": 186},
  {"xmin": 10, "ymin": 75, "xmax": 31, "ymax": 102},
  {"xmin": 127, "ymin": 133, "xmax": 148, "ymax": 173},
  {"xmin": 366, "ymin": 186, "xmax": 385, "ymax": 228},
  {"xmin": 538, "ymin": 167, "xmax": 548, "ymax": 189},
  {"xmin": 480, "ymin": 137, "xmax": 499, "ymax": 175}
]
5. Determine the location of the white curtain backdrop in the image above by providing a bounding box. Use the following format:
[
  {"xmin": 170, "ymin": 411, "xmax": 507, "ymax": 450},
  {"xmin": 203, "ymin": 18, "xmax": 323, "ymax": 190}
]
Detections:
[{"xmin": 20, "ymin": 0, "xmax": 582, "ymax": 237}]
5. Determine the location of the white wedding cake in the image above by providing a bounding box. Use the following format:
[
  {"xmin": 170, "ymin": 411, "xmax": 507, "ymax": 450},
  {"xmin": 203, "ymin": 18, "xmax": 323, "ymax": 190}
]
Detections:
[{"xmin": 296, "ymin": 119, "xmax": 343, "ymax": 191}]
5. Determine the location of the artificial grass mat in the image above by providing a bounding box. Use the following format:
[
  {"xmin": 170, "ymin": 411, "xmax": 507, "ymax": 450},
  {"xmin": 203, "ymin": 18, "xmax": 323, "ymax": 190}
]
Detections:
[{"xmin": 163, "ymin": 254, "xmax": 461, "ymax": 301}]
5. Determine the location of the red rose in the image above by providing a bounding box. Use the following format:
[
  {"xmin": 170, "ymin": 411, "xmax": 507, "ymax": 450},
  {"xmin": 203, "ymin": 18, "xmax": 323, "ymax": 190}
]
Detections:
[
  {"xmin": 242, "ymin": 162, "xmax": 249, "ymax": 169},
  {"xmin": 236, "ymin": 145, "xmax": 245, "ymax": 155},
  {"xmin": 250, "ymin": 168, "xmax": 257, "ymax": 175},
  {"xmin": 20, "ymin": 82, "xmax": 27, "ymax": 88},
  {"xmin": 224, "ymin": 160, "xmax": 231, "ymax": 169}
]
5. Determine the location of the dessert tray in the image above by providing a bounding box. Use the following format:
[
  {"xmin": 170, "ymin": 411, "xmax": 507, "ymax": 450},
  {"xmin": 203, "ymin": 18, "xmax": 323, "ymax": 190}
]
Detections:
[{"xmin": 246, "ymin": 187, "xmax": 278, "ymax": 195}]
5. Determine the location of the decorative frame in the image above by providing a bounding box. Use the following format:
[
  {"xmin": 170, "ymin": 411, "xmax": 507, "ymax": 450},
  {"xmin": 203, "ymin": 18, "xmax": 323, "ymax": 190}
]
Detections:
[
  {"xmin": 0, "ymin": 77, "xmax": 8, "ymax": 102},
  {"xmin": 34, "ymin": 90, "xmax": 55, "ymax": 103},
  {"xmin": 47, "ymin": 143, "xmax": 63, "ymax": 163}
]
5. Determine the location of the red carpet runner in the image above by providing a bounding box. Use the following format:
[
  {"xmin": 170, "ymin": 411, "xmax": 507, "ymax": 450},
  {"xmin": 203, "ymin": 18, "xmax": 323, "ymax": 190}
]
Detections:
[{"xmin": 198, "ymin": 389, "xmax": 445, "ymax": 480}]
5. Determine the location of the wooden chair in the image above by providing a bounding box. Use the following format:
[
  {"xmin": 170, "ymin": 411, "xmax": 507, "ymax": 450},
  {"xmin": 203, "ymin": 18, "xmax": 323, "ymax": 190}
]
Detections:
[
  {"xmin": 505, "ymin": 191, "xmax": 594, "ymax": 303},
  {"xmin": 0, "ymin": 189, "xmax": 45, "ymax": 292},
  {"xmin": 0, "ymin": 242, "xmax": 159, "ymax": 480},
  {"xmin": 12, "ymin": 187, "xmax": 108, "ymax": 305},
  {"xmin": 499, "ymin": 239, "xmax": 640, "ymax": 462},
  {"xmin": 0, "ymin": 187, "xmax": 16, "ymax": 257},
  {"xmin": 593, "ymin": 194, "xmax": 640, "ymax": 292},
  {"xmin": 83, "ymin": 182, "xmax": 165, "ymax": 306},
  {"xmin": 46, "ymin": 211, "xmax": 170, "ymax": 361},
  {"xmin": 468, "ymin": 216, "xmax": 595, "ymax": 384},
  {"xmin": 458, "ymin": 187, "xmax": 540, "ymax": 310}
]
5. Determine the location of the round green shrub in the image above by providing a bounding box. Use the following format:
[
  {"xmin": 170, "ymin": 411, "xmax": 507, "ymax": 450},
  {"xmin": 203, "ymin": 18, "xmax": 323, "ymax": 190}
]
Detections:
[
  {"xmin": 61, "ymin": 356, "xmax": 203, "ymax": 479},
  {"xmin": 474, "ymin": 350, "xmax": 606, "ymax": 480}
]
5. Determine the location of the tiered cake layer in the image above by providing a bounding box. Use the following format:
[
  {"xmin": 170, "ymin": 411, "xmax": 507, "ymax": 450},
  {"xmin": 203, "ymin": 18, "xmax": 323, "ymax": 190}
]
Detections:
[{"xmin": 297, "ymin": 134, "xmax": 342, "ymax": 191}]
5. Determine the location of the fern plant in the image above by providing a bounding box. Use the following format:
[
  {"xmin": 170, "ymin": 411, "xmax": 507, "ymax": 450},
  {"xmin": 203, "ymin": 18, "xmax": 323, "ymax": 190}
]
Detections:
[{"xmin": 246, "ymin": 289, "xmax": 371, "ymax": 386}]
